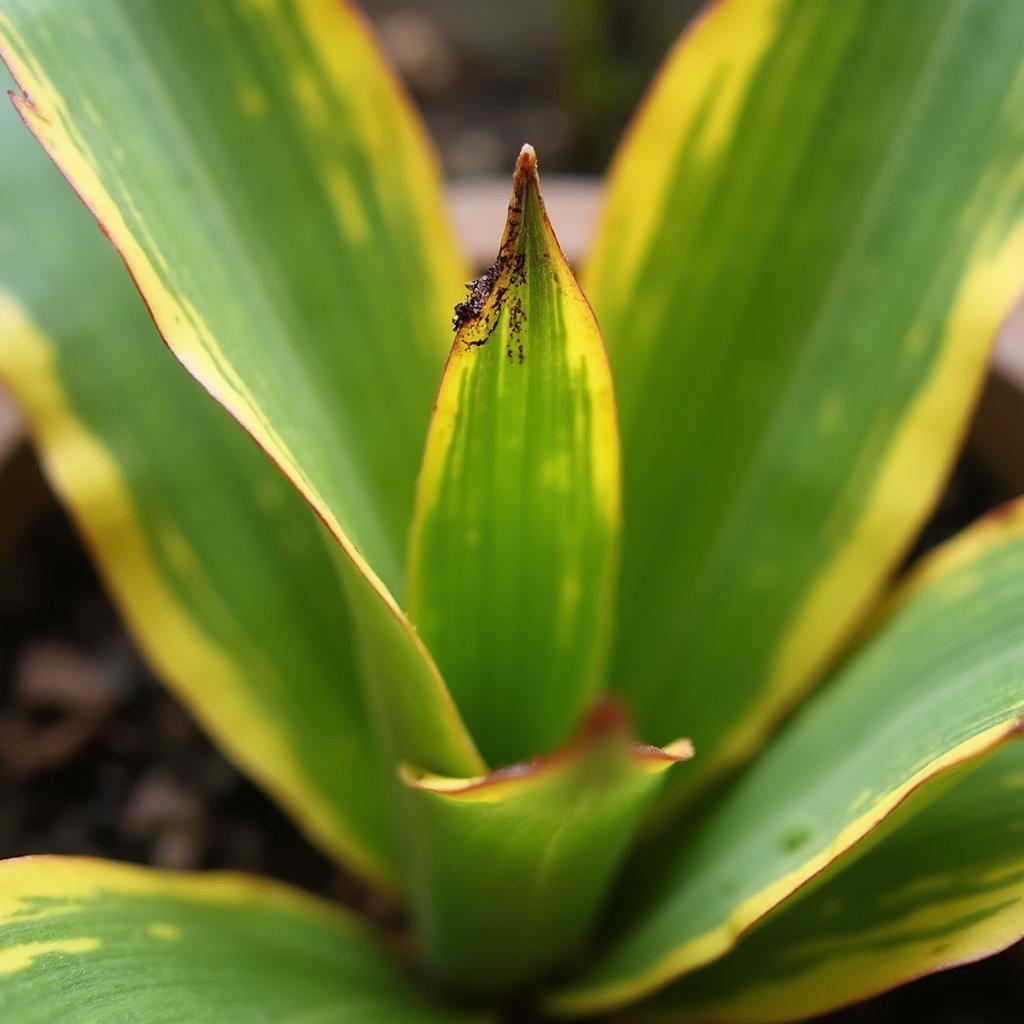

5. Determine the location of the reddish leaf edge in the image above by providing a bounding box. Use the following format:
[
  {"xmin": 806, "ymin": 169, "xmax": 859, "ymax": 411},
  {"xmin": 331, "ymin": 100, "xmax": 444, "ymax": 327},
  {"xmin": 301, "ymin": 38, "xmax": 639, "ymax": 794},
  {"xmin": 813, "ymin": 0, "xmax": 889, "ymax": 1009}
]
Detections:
[{"xmin": 402, "ymin": 698, "xmax": 694, "ymax": 799}]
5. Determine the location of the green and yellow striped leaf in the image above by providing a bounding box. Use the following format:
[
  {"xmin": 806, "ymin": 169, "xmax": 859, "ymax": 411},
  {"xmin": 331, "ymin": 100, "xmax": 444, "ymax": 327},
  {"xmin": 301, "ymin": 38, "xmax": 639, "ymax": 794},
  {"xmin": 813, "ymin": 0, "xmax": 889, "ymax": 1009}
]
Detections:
[
  {"xmin": 635, "ymin": 738, "xmax": 1024, "ymax": 1023},
  {"xmin": 0, "ymin": 0, "xmax": 483, "ymax": 778},
  {"xmin": 587, "ymin": 0, "xmax": 1024, "ymax": 800},
  {"xmin": 407, "ymin": 146, "xmax": 620, "ymax": 767},
  {"xmin": 0, "ymin": 857, "xmax": 481, "ymax": 1023},
  {"xmin": 402, "ymin": 704, "xmax": 691, "ymax": 996},
  {"xmin": 549, "ymin": 501, "xmax": 1024, "ymax": 1014},
  {"xmin": 0, "ymin": 67, "xmax": 396, "ymax": 889}
]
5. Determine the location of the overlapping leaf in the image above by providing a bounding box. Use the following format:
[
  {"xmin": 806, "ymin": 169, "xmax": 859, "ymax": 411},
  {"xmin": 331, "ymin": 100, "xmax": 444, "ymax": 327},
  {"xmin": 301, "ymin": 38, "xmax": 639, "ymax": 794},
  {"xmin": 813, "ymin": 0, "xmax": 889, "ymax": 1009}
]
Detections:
[
  {"xmin": 0, "ymin": 858, "xmax": 481, "ymax": 1023},
  {"xmin": 550, "ymin": 502, "xmax": 1024, "ymax": 1013},
  {"xmin": 407, "ymin": 146, "xmax": 620, "ymax": 766},
  {"xmin": 0, "ymin": 0, "xmax": 483, "ymax": 777},
  {"xmin": 404, "ymin": 704, "xmax": 691, "ymax": 995},
  {"xmin": 0, "ymin": 67, "xmax": 395, "ymax": 888},
  {"xmin": 635, "ymin": 738, "xmax": 1024, "ymax": 1023},
  {"xmin": 587, "ymin": 0, "xmax": 1024, "ymax": 801}
]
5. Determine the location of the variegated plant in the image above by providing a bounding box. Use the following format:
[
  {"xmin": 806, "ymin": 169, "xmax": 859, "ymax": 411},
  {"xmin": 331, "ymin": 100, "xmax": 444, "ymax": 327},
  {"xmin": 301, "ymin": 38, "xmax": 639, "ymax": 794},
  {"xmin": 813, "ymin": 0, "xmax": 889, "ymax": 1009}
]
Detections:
[{"xmin": 0, "ymin": 1, "xmax": 1022, "ymax": 1021}]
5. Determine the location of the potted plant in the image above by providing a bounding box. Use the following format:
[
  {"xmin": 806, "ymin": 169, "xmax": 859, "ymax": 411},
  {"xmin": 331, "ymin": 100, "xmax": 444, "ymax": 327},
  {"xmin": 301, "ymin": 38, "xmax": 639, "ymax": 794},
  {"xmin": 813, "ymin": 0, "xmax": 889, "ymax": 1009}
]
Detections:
[{"xmin": 0, "ymin": 0, "xmax": 1021, "ymax": 1020}]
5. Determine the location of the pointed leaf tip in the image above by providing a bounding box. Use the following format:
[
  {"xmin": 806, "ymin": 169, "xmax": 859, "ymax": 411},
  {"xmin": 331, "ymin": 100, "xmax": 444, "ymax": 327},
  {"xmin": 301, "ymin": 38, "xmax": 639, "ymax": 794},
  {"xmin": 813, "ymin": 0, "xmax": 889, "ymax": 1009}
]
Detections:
[
  {"xmin": 514, "ymin": 142, "xmax": 539, "ymax": 185},
  {"xmin": 568, "ymin": 699, "xmax": 694, "ymax": 769}
]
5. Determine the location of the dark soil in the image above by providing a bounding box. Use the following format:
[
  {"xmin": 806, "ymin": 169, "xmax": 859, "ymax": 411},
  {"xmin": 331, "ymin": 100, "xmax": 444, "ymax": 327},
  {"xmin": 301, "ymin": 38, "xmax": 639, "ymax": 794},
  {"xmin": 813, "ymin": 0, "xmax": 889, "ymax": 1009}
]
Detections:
[
  {"xmin": 1, "ymin": 446, "xmax": 1020, "ymax": 1022},
  {"xmin": 0, "ymin": 467, "xmax": 378, "ymax": 921}
]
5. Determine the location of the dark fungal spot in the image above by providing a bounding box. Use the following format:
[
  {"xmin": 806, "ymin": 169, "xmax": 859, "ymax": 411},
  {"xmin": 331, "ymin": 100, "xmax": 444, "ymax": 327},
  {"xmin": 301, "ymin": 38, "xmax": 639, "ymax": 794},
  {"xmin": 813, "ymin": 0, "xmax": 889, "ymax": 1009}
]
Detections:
[
  {"xmin": 510, "ymin": 251, "xmax": 526, "ymax": 286},
  {"xmin": 452, "ymin": 259, "xmax": 503, "ymax": 333},
  {"xmin": 508, "ymin": 297, "xmax": 526, "ymax": 337},
  {"xmin": 452, "ymin": 252, "xmax": 518, "ymax": 351}
]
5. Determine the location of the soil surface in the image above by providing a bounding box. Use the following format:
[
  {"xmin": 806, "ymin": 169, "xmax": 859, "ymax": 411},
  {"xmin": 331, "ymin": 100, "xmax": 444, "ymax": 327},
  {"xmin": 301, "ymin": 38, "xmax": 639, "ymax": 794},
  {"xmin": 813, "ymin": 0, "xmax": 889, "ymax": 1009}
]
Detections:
[{"xmin": 0, "ymin": 450, "xmax": 1020, "ymax": 1022}]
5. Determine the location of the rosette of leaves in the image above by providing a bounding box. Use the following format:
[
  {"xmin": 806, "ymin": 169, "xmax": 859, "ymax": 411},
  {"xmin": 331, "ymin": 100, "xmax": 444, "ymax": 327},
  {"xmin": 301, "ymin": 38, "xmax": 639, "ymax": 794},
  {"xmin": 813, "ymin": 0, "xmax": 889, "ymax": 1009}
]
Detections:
[{"xmin": 0, "ymin": 1, "xmax": 1022, "ymax": 1021}]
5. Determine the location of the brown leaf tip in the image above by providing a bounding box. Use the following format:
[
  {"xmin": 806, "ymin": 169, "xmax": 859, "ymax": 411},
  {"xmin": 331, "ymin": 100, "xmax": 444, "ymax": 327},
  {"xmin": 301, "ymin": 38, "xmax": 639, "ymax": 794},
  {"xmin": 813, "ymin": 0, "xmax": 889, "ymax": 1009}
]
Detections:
[{"xmin": 513, "ymin": 143, "xmax": 539, "ymax": 191}]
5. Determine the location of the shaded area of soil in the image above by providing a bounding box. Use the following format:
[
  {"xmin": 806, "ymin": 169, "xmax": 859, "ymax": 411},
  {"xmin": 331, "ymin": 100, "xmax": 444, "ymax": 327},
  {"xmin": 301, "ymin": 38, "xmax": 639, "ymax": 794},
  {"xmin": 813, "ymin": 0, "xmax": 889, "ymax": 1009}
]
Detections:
[{"xmin": 0, "ymin": 476, "xmax": 379, "ymax": 921}]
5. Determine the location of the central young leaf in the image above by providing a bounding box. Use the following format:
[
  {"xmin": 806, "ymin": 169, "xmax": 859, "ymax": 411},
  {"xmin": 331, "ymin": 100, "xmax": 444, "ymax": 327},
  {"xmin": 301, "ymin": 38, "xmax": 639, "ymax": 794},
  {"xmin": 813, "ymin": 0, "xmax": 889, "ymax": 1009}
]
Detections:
[
  {"xmin": 403, "ymin": 704, "xmax": 693, "ymax": 995},
  {"xmin": 408, "ymin": 146, "xmax": 621, "ymax": 767}
]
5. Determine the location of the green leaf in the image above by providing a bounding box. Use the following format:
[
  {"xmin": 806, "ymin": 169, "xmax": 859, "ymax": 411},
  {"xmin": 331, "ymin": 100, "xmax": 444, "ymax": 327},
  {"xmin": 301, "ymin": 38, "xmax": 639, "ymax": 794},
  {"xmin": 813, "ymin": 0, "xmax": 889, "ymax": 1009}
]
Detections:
[
  {"xmin": 407, "ymin": 146, "xmax": 621, "ymax": 767},
  {"xmin": 548, "ymin": 501, "xmax": 1024, "ymax": 1014},
  {"xmin": 0, "ymin": 67, "xmax": 397, "ymax": 889},
  {"xmin": 401, "ymin": 704, "xmax": 691, "ymax": 996},
  {"xmin": 586, "ymin": 0, "xmax": 1024, "ymax": 800},
  {"xmin": 0, "ymin": 0, "xmax": 483, "ymax": 777},
  {"xmin": 635, "ymin": 738, "xmax": 1024, "ymax": 1023},
  {"xmin": 0, "ymin": 857, "xmax": 481, "ymax": 1023}
]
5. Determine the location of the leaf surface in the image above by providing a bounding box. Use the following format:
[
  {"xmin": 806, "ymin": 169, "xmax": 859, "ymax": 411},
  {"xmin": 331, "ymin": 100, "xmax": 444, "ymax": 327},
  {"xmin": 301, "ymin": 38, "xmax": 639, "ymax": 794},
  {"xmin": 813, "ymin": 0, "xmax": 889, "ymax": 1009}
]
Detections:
[
  {"xmin": 0, "ymin": 857, "xmax": 480, "ymax": 1023},
  {"xmin": 587, "ymin": 0, "xmax": 1024, "ymax": 798},
  {"xmin": 407, "ymin": 146, "xmax": 620, "ymax": 766},
  {"xmin": 402, "ymin": 704, "xmax": 691, "ymax": 995},
  {"xmin": 549, "ymin": 502, "xmax": 1024, "ymax": 1013},
  {"xmin": 0, "ymin": 67, "xmax": 397, "ymax": 888},
  {"xmin": 635, "ymin": 738, "xmax": 1024, "ymax": 1023},
  {"xmin": 0, "ymin": 0, "xmax": 483, "ymax": 777}
]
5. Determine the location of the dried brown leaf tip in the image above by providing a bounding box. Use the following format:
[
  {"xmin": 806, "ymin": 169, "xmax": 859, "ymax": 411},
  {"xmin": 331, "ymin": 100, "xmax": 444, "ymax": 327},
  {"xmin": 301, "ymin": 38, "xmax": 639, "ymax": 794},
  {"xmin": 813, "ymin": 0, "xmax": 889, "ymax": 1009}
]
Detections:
[{"xmin": 452, "ymin": 144, "xmax": 540, "ymax": 350}]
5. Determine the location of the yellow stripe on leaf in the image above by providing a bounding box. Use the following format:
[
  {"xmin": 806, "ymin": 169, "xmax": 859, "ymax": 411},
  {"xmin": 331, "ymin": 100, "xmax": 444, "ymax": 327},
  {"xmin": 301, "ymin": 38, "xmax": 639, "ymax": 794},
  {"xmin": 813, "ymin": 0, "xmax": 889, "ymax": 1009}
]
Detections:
[
  {"xmin": 636, "ymin": 740, "xmax": 1024, "ymax": 1023},
  {"xmin": 0, "ymin": 856, "xmax": 481, "ymax": 1023},
  {"xmin": 581, "ymin": 0, "xmax": 1024, "ymax": 816},
  {"xmin": 714, "ymin": 216, "xmax": 1024, "ymax": 784},
  {"xmin": 0, "ymin": 296, "xmax": 390, "ymax": 888},
  {"xmin": 585, "ymin": 0, "xmax": 785, "ymax": 315},
  {"xmin": 549, "ymin": 502, "xmax": 1024, "ymax": 1013}
]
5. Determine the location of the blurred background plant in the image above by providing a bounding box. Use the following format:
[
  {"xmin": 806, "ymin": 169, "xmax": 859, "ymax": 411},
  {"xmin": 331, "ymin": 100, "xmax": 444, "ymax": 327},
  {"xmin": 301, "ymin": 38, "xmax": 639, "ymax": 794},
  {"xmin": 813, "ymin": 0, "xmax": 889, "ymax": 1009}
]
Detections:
[{"xmin": 368, "ymin": 0, "xmax": 703, "ymax": 177}]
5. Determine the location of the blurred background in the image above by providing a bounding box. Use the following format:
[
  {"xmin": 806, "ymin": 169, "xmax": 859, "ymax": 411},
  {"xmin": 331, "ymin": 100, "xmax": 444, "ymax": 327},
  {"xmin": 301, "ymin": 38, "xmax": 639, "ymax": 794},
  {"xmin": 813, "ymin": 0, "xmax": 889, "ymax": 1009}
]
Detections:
[
  {"xmin": 366, "ymin": 0, "xmax": 704, "ymax": 177},
  {"xmin": 0, "ymin": 2, "xmax": 1021, "ymax": 1020}
]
